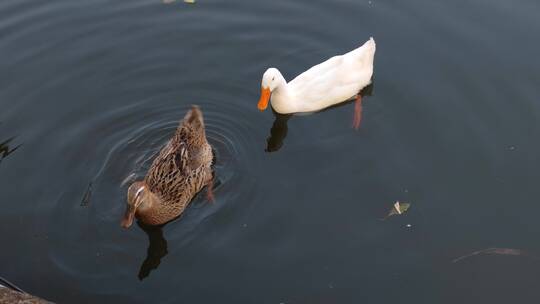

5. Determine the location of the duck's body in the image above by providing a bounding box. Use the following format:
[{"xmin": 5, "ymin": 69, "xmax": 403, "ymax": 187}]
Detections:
[
  {"xmin": 121, "ymin": 106, "xmax": 213, "ymax": 228},
  {"xmin": 258, "ymin": 37, "xmax": 376, "ymax": 116}
]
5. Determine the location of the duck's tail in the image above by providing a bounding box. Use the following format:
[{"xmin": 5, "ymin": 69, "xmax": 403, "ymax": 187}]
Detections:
[
  {"xmin": 362, "ymin": 37, "xmax": 376, "ymax": 55},
  {"xmin": 347, "ymin": 37, "xmax": 376, "ymax": 62},
  {"xmin": 367, "ymin": 37, "xmax": 376, "ymax": 46},
  {"xmin": 181, "ymin": 105, "xmax": 205, "ymax": 131},
  {"xmin": 176, "ymin": 105, "xmax": 207, "ymax": 146}
]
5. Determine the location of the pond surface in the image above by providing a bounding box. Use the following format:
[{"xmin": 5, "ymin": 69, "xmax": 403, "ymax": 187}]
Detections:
[{"xmin": 1, "ymin": 0, "xmax": 540, "ymax": 303}]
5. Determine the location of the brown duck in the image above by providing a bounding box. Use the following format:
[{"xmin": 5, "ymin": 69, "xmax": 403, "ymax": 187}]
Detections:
[{"xmin": 121, "ymin": 106, "xmax": 214, "ymax": 228}]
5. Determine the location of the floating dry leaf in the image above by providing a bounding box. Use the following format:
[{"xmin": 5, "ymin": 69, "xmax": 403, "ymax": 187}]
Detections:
[
  {"xmin": 452, "ymin": 248, "xmax": 539, "ymax": 263},
  {"xmin": 383, "ymin": 201, "xmax": 410, "ymax": 219},
  {"xmin": 184, "ymin": 0, "xmax": 196, "ymax": 3}
]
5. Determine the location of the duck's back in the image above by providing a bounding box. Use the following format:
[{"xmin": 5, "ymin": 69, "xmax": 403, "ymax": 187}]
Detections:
[
  {"xmin": 289, "ymin": 38, "xmax": 376, "ymax": 112},
  {"xmin": 144, "ymin": 107, "xmax": 213, "ymax": 216}
]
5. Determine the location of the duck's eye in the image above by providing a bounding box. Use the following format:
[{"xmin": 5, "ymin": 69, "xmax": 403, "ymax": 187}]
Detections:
[{"xmin": 272, "ymin": 77, "xmax": 275, "ymax": 81}]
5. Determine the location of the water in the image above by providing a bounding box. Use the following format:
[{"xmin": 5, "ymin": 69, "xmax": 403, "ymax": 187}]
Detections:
[{"xmin": 0, "ymin": 0, "xmax": 539, "ymax": 303}]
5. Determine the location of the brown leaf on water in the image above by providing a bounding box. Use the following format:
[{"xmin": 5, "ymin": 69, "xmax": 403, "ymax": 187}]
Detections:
[
  {"xmin": 162, "ymin": 0, "xmax": 195, "ymax": 5},
  {"xmin": 382, "ymin": 201, "xmax": 410, "ymax": 220},
  {"xmin": 452, "ymin": 248, "xmax": 539, "ymax": 263}
]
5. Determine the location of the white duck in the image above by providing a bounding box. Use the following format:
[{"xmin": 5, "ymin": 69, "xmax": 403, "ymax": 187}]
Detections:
[{"xmin": 257, "ymin": 37, "xmax": 376, "ymax": 129}]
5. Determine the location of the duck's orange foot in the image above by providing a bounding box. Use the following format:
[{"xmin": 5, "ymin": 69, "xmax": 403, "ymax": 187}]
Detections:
[
  {"xmin": 206, "ymin": 179, "xmax": 215, "ymax": 203},
  {"xmin": 352, "ymin": 95, "xmax": 363, "ymax": 130}
]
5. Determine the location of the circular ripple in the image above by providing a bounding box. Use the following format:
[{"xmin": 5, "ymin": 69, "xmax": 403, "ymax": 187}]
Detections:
[
  {"xmin": 4, "ymin": 0, "xmax": 373, "ymax": 296},
  {"xmin": 46, "ymin": 90, "xmax": 270, "ymax": 287}
]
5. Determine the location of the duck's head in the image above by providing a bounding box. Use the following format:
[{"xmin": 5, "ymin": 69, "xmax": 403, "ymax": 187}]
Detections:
[
  {"xmin": 258, "ymin": 68, "xmax": 281, "ymax": 111},
  {"xmin": 121, "ymin": 181, "xmax": 147, "ymax": 229}
]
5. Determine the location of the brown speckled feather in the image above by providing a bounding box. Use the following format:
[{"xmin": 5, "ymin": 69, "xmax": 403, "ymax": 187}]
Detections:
[{"xmin": 138, "ymin": 106, "xmax": 213, "ymax": 224}]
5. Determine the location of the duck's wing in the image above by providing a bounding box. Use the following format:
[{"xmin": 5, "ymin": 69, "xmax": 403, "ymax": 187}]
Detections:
[
  {"xmin": 144, "ymin": 106, "xmax": 212, "ymax": 200},
  {"xmin": 291, "ymin": 38, "xmax": 376, "ymax": 93},
  {"xmin": 289, "ymin": 55, "xmax": 360, "ymax": 110},
  {"xmin": 144, "ymin": 140, "xmax": 190, "ymax": 197},
  {"xmin": 288, "ymin": 56, "xmax": 343, "ymax": 100},
  {"xmin": 345, "ymin": 37, "xmax": 376, "ymax": 64},
  {"xmin": 290, "ymin": 55, "xmax": 343, "ymax": 91},
  {"xmin": 145, "ymin": 138, "xmax": 210, "ymax": 203},
  {"xmin": 288, "ymin": 39, "xmax": 376, "ymax": 110}
]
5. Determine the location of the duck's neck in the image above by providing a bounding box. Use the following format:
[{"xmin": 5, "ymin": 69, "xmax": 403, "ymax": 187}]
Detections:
[
  {"xmin": 137, "ymin": 190, "xmax": 160, "ymax": 215},
  {"xmin": 271, "ymin": 73, "xmax": 295, "ymax": 114}
]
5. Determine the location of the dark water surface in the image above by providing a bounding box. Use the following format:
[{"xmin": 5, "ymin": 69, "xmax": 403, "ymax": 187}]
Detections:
[{"xmin": 1, "ymin": 0, "xmax": 540, "ymax": 303}]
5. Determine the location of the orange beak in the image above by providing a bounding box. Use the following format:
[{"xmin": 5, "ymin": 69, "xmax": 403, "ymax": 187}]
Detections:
[{"xmin": 258, "ymin": 87, "xmax": 271, "ymax": 111}]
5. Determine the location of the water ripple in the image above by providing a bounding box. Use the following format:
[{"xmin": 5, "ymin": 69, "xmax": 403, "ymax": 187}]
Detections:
[{"xmin": 45, "ymin": 88, "xmax": 268, "ymax": 287}]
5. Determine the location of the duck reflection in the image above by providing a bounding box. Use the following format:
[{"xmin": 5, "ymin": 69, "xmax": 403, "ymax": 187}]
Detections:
[
  {"xmin": 265, "ymin": 82, "xmax": 374, "ymax": 153},
  {"xmin": 266, "ymin": 112, "xmax": 291, "ymax": 152},
  {"xmin": 137, "ymin": 221, "xmax": 168, "ymax": 281},
  {"xmin": 0, "ymin": 137, "xmax": 21, "ymax": 164}
]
